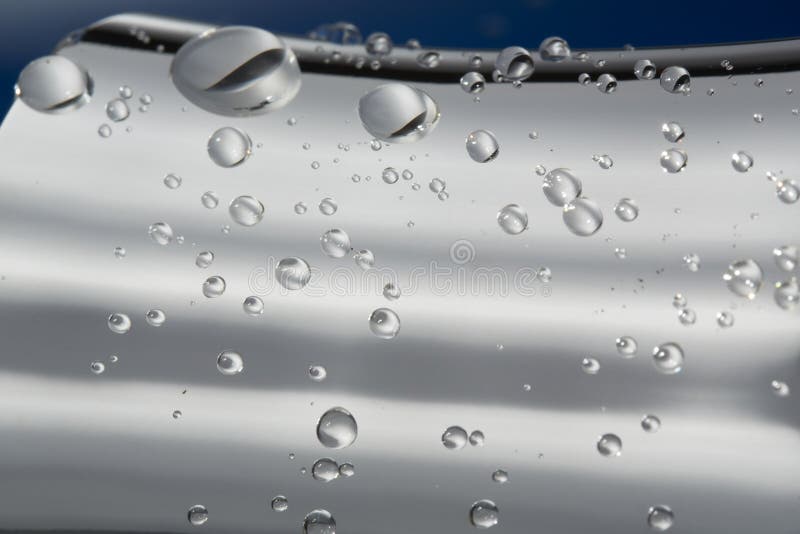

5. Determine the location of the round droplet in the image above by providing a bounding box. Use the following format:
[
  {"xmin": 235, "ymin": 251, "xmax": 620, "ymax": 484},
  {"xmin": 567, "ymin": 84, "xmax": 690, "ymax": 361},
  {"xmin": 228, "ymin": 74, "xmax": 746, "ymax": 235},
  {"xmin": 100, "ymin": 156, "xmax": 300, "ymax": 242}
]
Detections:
[
  {"xmin": 460, "ymin": 71, "xmax": 486, "ymax": 94},
  {"xmin": 97, "ymin": 124, "xmax": 112, "ymax": 138},
  {"xmin": 542, "ymin": 168, "xmax": 582, "ymax": 207},
  {"xmin": 596, "ymin": 433, "xmax": 622, "ymax": 457},
  {"xmin": 716, "ymin": 310, "xmax": 735, "ymax": 328},
  {"xmin": 308, "ymin": 365, "xmax": 327, "ymax": 382},
  {"xmin": 382, "ymin": 167, "xmax": 400, "ymax": 184},
  {"xmin": 641, "ymin": 414, "xmax": 661, "ymax": 433},
  {"xmin": 771, "ymin": 380, "xmax": 791, "ymax": 397},
  {"xmin": 358, "ymin": 83, "xmax": 439, "ymax": 143},
  {"xmin": 208, "ymin": 127, "xmax": 252, "ymax": 167},
  {"xmin": 596, "ymin": 73, "xmax": 618, "ymax": 93},
  {"xmin": 539, "ymin": 36, "xmax": 570, "ymax": 62},
  {"xmin": 672, "ymin": 293, "xmax": 687, "ymax": 308},
  {"xmin": 492, "ymin": 469, "xmax": 508, "ymax": 483},
  {"xmin": 773, "ymin": 245, "xmax": 798, "ymax": 272},
  {"xmin": 678, "ymin": 308, "xmax": 696, "ymax": 326},
  {"xmin": 731, "ymin": 151, "xmax": 753, "ymax": 172},
  {"xmin": 383, "ymin": 282, "xmax": 401, "ymax": 301},
  {"xmin": 271, "ymin": 495, "xmax": 288, "ymax": 512},
  {"xmin": 466, "ymin": 130, "xmax": 499, "ymax": 163},
  {"xmin": 275, "ymin": 257, "xmax": 311, "ymax": 290},
  {"xmin": 321, "ymin": 229, "xmax": 351, "ymax": 258},
  {"xmin": 723, "ymin": 259, "xmax": 763, "ymax": 299},
  {"xmin": 354, "ymin": 249, "xmax": 375, "ymax": 270},
  {"xmin": 216, "ymin": 350, "xmax": 243, "ymax": 375},
  {"xmin": 170, "ymin": 26, "xmax": 301, "ymax": 116},
  {"xmin": 634, "ymin": 59, "xmax": 656, "ymax": 80},
  {"xmin": 294, "ymin": 201, "xmax": 308, "ymax": 214},
  {"xmin": 661, "ymin": 122, "xmax": 684, "ymax": 142},
  {"xmin": 429, "ymin": 178, "xmax": 446, "ymax": 193},
  {"xmin": 312, "ymin": 458, "xmax": 339, "ymax": 482},
  {"xmin": 15, "ymin": 55, "xmax": 92, "ymax": 113},
  {"xmin": 652, "ymin": 342, "xmax": 684, "ymax": 374},
  {"xmin": 187, "ymin": 505, "xmax": 208, "ymax": 526},
  {"xmin": 581, "ymin": 357, "xmax": 600, "ymax": 375},
  {"xmin": 494, "ymin": 46, "xmax": 534, "ymax": 82},
  {"xmin": 777, "ymin": 180, "xmax": 799, "ymax": 204},
  {"xmin": 442, "ymin": 426, "xmax": 468, "ymax": 450},
  {"xmin": 615, "ymin": 335, "xmax": 637, "ymax": 358},
  {"xmin": 497, "ymin": 204, "xmax": 528, "ymax": 235},
  {"xmin": 470, "ymin": 499, "xmax": 499, "ymax": 528},
  {"xmin": 201, "ymin": 191, "xmax": 219, "ymax": 208},
  {"xmin": 159, "ymin": 173, "xmax": 181, "ymax": 191},
  {"xmin": 319, "ymin": 197, "xmax": 338, "ymax": 215},
  {"xmin": 317, "ymin": 407, "xmax": 357, "ymax": 449},
  {"xmin": 148, "ymin": 222, "xmax": 173, "ymax": 245},
  {"xmin": 105, "ymin": 98, "xmax": 129, "ymax": 122},
  {"xmin": 338, "ymin": 463, "xmax": 355, "ymax": 477},
  {"xmin": 563, "ymin": 197, "xmax": 603, "ymax": 236},
  {"xmin": 578, "ymin": 73, "xmax": 592, "ymax": 86},
  {"xmin": 145, "ymin": 309, "xmax": 166, "ymax": 327},
  {"xmin": 202, "ymin": 275, "xmax": 226, "ymax": 298},
  {"xmin": 614, "ymin": 198, "xmax": 639, "ymax": 222},
  {"xmin": 303, "ymin": 509, "xmax": 336, "ymax": 534},
  {"xmin": 196, "ymin": 251, "xmax": 214, "ymax": 268},
  {"xmin": 660, "ymin": 66, "xmax": 690, "ymax": 94},
  {"xmin": 90, "ymin": 361, "xmax": 105, "ymax": 375},
  {"xmin": 365, "ymin": 32, "xmax": 392, "ymax": 56},
  {"xmin": 647, "ymin": 505, "xmax": 675, "ymax": 531},
  {"xmin": 228, "ymin": 195, "xmax": 264, "ymax": 226},
  {"xmin": 243, "ymin": 296, "xmax": 264, "ymax": 316},
  {"xmin": 774, "ymin": 278, "xmax": 799, "ymax": 310},
  {"xmin": 683, "ymin": 253, "xmax": 701, "ymax": 272},
  {"xmin": 594, "ymin": 154, "xmax": 613, "ymax": 169},
  {"xmin": 107, "ymin": 313, "xmax": 131, "ymax": 334},
  {"xmin": 469, "ymin": 430, "xmax": 485, "ymax": 447},
  {"xmin": 660, "ymin": 148, "xmax": 687, "ymax": 173},
  {"xmin": 114, "ymin": 246, "xmax": 126, "ymax": 259},
  {"xmin": 369, "ymin": 307, "xmax": 400, "ymax": 339},
  {"xmin": 172, "ymin": 410, "xmax": 182, "ymax": 419}
]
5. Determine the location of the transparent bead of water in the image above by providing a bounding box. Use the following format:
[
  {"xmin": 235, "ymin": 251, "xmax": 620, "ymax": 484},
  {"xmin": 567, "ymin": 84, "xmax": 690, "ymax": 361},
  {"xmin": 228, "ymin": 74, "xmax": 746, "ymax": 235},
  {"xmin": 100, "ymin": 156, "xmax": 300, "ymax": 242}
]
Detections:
[
  {"xmin": 271, "ymin": 495, "xmax": 288, "ymax": 512},
  {"xmin": 118, "ymin": 85, "xmax": 132, "ymax": 99},
  {"xmin": 196, "ymin": 251, "xmax": 214, "ymax": 269},
  {"xmin": 216, "ymin": 350, "xmax": 243, "ymax": 375},
  {"xmin": 163, "ymin": 173, "xmax": 182, "ymax": 189},
  {"xmin": 358, "ymin": 83, "xmax": 439, "ymax": 142},
  {"xmin": 208, "ymin": 127, "xmax": 252, "ymax": 167},
  {"xmin": 542, "ymin": 168, "xmax": 582, "ymax": 206},
  {"xmin": 170, "ymin": 26, "xmax": 301, "ymax": 116},
  {"xmin": 383, "ymin": 282, "xmax": 401, "ymax": 301},
  {"xmin": 492, "ymin": 469, "xmax": 509, "ymax": 483},
  {"xmin": 312, "ymin": 458, "xmax": 340, "ymax": 482},
  {"xmin": 114, "ymin": 246, "xmax": 126, "ymax": 259},
  {"xmin": 647, "ymin": 505, "xmax": 675, "ymax": 531},
  {"xmin": 227, "ymin": 195, "xmax": 265, "ymax": 226},
  {"xmin": 369, "ymin": 307, "xmax": 400, "ymax": 339},
  {"xmin": 659, "ymin": 66, "xmax": 691, "ymax": 93},
  {"xmin": 308, "ymin": 365, "xmax": 327, "ymax": 382},
  {"xmin": 369, "ymin": 139, "xmax": 382, "ymax": 151},
  {"xmin": 276, "ymin": 257, "xmax": 311, "ymax": 290},
  {"xmin": 731, "ymin": 151, "xmax": 753, "ymax": 172},
  {"xmin": 470, "ymin": 500, "xmax": 499, "ymax": 528},
  {"xmin": 578, "ymin": 73, "xmax": 592, "ymax": 86},
  {"xmin": 716, "ymin": 310, "xmax": 735, "ymax": 328},
  {"xmin": 417, "ymin": 51, "xmax": 440, "ymax": 68},
  {"xmin": 98, "ymin": 124, "xmax": 112, "ymax": 138},
  {"xmin": 776, "ymin": 180, "xmax": 799, "ymax": 204},
  {"xmin": 539, "ymin": 36, "xmax": 570, "ymax": 61},
  {"xmin": 145, "ymin": 309, "xmax": 166, "ymax": 327},
  {"xmin": 614, "ymin": 247, "xmax": 627, "ymax": 259},
  {"xmin": 429, "ymin": 178, "xmax": 446, "ymax": 193},
  {"xmin": 597, "ymin": 433, "xmax": 622, "ymax": 457},
  {"xmin": 774, "ymin": 278, "xmax": 799, "ymax": 310},
  {"xmin": 771, "ymin": 380, "xmax": 791, "ymax": 397},
  {"xmin": 321, "ymin": 229, "xmax": 351, "ymax": 258},
  {"xmin": 243, "ymin": 296, "xmax": 264, "ymax": 316},
  {"xmin": 535, "ymin": 164, "xmax": 547, "ymax": 176},
  {"xmin": 660, "ymin": 149, "xmax": 687, "ymax": 173},
  {"xmin": 15, "ymin": 55, "xmax": 92, "ymax": 113},
  {"xmin": 683, "ymin": 253, "xmax": 701, "ymax": 272},
  {"xmin": 596, "ymin": 73, "xmax": 618, "ymax": 93},
  {"xmin": 661, "ymin": 122, "xmax": 685, "ymax": 142},
  {"xmin": 641, "ymin": 414, "xmax": 661, "ymax": 433},
  {"xmin": 187, "ymin": 505, "xmax": 208, "ymax": 526},
  {"xmin": 303, "ymin": 509, "xmax": 336, "ymax": 534},
  {"xmin": 469, "ymin": 430, "xmax": 485, "ymax": 447},
  {"xmin": 581, "ymin": 357, "xmax": 600, "ymax": 375},
  {"xmin": 319, "ymin": 197, "xmax": 338, "ymax": 215},
  {"xmin": 594, "ymin": 154, "xmax": 613, "ymax": 169},
  {"xmin": 678, "ymin": 308, "xmax": 696, "ymax": 326},
  {"xmin": 723, "ymin": 259, "xmax": 763, "ymax": 299},
  {"xmin": 563, "ymin": 197, "xmax": 603, "ymax": 236},
  {"xmin": 401, "ymin": 169, "xmax": 413, "ymax": 180},
  {"xmin": 202, "ymin": 275, "xmax": 226, "ymax": 298},
  {"xmin": 672, "ymin": 293, "xmax": 687, "ymax": 308},
  {"xmin": 140, "ymin": 93, "xmax": 152, "ymax": 105},
  {"xmin": 317, "ymin": 407, "xmax": 358, "ymax": 448},
  {"xmin": 365, "ymin": 32, "xmax": 392, "ymax": 56},
  {"xmin": 652, "ymin": 342, "xmax": 684, "ymax": 374},
  {"xmin": 382, "ymin": 167, "xmax": 400, "ymax": 184},
  {"xmin": 616, "ymin": 335, "xmax": 637, "ymax": 358},
  {"xmin": 614, "ymin": 198, "xmax": 639, "ymax": 222},
  {"xmin": 201, "ymin": 191, "xmax": 219, "ymax": 208},
  {"xmin": 465, "ymin": 130, "xmax": 499, "ymax": 163},
  {"xmin": 294, "ymin": 201, "xmax": 308, "ymax": 214},
  {"xmin": 460, "ymin": 71, "xmax": 486, "ymax": 94},
  {"xmin": 494, "ymin": 46, "xmax": 534, "ymax": 82},
  {"xmin": 108, "ymin": 312, "xmax": 131, "ymax": 334},
  {"xmin": 105, "ymin": 98, "xmax": 129, "ymax": 122},
  {"xmin": 753, "ymin": 113, "xmax": 764, "ymax": 123},
  {"xmin": 354, "ymin": 249, "xmax": 375, "ymax": 270},
  {"xmin": 90, "ymin": 361, "xmax": 105, "ymax": 375},
  {"xmin": 773, "ymin": 245, "xmax": 798, "ymax": 271},
  {"xmin": 634, "ymin": 59, "xmax": 656, "ymax": 80},
  {"xmin": 537, "ymin": 266, "xmax": 552, "ymax": 283},
  {"xmin": 497, "ymin": 204, "xmax": 528, "ymax": 235}
]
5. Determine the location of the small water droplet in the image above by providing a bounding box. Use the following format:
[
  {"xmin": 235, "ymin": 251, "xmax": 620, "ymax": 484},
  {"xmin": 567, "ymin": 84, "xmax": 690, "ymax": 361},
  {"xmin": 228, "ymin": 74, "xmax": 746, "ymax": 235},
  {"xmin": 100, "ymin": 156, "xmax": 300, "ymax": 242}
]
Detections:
[
  {"xmin": 771, "ymin": 380, "xmax": 791, "ymax": 397},
  {"xmin": 716, "ymin": 310, "xmax": 735, "ymax": 328},
  {"xmin": 276, "ymin": 257, "xmax": 311, "ymax": 290},
  {"xmin": 723, "ymin": 259, "xmax": 763, "ymax": 299},
  {"xmin": 563, "ymin": 197, "xmax": 603, "ymax": 236},
  {"xmin": 615, "ymin": 335, "xmax": 637, "ymax": 358},
  {"xmin": 207, "ymin": 127, "xmax": 252, "ymax": 167},
  {"xmin": 195, "ymin": 251, "xmax": 214, "ymax": 268},
  {"xmin": 15, "ymin": 55, "xmax": 92, "ymax": 113},
  {"xmin": 641, "ymin": 414, "xmax": 661, "ymax": 433},
  {"xmin": 319, "ymin": 197, "xmax": 338, "ymax": 215},
  {"xmin": 417, "ymin": 51, "xmax": 441, "ymax": 68},
  {"xmin": 365, "ymin": 32, "xmax": 392, "ymax": 56},
  {"xmin": 383, "ymin": 282, "xmax": 401, "ymax": 300},
  {"xmin": 652, "ymin": 342, "xmax": 684, "ymax": 374},
  {"xmin": 466, "ymin": 129, "xmax": 499, "ymax": 163},
  {"xmin": 660, "ymin": 148, "xmax": 687, "ymax": 173},
  {"xmin": 593, "ymin": 154, "xmax": 613, "ymax": 169},
  {"xmin": 216, "ymin": 350, "xmax": 243, "ymax": 375},
  {"xmin": 145, "ymin": 309, "xmax": 166, "ymax": 327},
  {"xmin": 776, "ymin": 180, "xmax": 799, "ymax": 204},
  {"xmin": 201, "ymin": 191, "xmax": 219, "ymax": 208},
  {"xmin": 228, "ymin": 195, "xmax": 264, "ymax": 226},
  {"xmin": 358, "ymin": 83, "xmax": 439, "ymax": 142},
  {"xmin": 672, "ymin": 293, "xmax": 687, "ymax": 308},
  {"xmin": 163, "ymin": 173, "xmax": 182, "ymax": 189},
  {"xmin": 369, "ymin": 307, "xmax": 400, "ymax": 339},
  {"xmin": 98, "ymin": 124, "xmax": 112, "ymax": 138},
  {"xmin": 106, "ymin": 98, "xmax": 129, "ymax": 122},
  {"xmin": 460, "ymin": 71, "xmax": 486, "ymax": 93},
  {"xmin": 243, "ymin": 296, "xmax": 264, "ymax": 316},
  {"xmin": 172, "ymin": 410, "xmax": 182, "ymax": 419},
  {"xmin": 140, "ymin": 93, "xmax": 152, "ymax": 105},
  {"xmin": 773, "ymin": 245, "xmax": 798, "ymax": 272},
  {"xmin": 202, "ymin": 275, "xmax": 226, "ymax": 298},
  {"xmin": 542, "ymin": 168, "xmax": 582, "ymax": 206},
  {"xmin": 320, "ymin": 229, "xmax": 351, "ymax": 259},
  {"xmin": 382, "ymin": 167, "xmax": 400, "ymax": 184},
  {"xmin": 614, "ymin": 198, "xmax": 639, "ymax": 222},
  {"xmin": 683, "ymin": 253, "xmax": 701, "ymax": 272},
  {"xmin": 753, "ymin": 112, "xmax": 764, "ymax": 123},
  {"xmin": 114, "ymin": 246, "xmax": 126, "ymax": 259},
  {"xmin": 271, "ymin": 495, "xmax": 288, "ymax": 512},
  {"xmin": 187, "ymin": 505, "xmax": 208, "ymax": 526},
  {"xmin": 614, "ymin": 247, "xmax": 627, "ymax": 259},
  {"xmin": 312, "ymin": 458, "xmax": 340, "ymax": 482},
  {"xmin": 354, "ymin": 249, "xmax": 375, "ymax": 270},
  {"xmin": 317, "ymin": 407, "xmax": 357, "ymax": 449},
  {"xmin": 597, "ymin": 433, "xmax": 622, "ymax": 457},
  {"xmin": 596, "ymin": 73, "xmax": 618, "ymax": 93},
  {"xmin": 539, "ymin": 36, "xmax": 570, "ymax": 61},
  {"xmin": 469, "ymin": 430, "xmax": 485, "ymax": 447},
  {"xmin": 429, "ymin": 178, "xmax": 447, "ymax": 193},
  {"xmin": 294, "ymin": 201, "xmax": 308, "ymax": 214},
  {"xmin": 581, "ymin": 357, "xmax": 600, "ymax": 375},
  {"xmin": 442, "ymin": 426, "xmax": 468, "ymax": 449},
  {"xmin": 578, "ymin": 72, "xmax": 592, "ymax": 86},
  {"xmin": 90, "ymin": 361, "xmax": 105, "ymax": 375},
  {"xmin": 308, "ymin": 365, "xmax": 327, "ymax": 382},
  {"xmin": 634, "ymin": 59, "xmax": 656, "ymax": 80},
  {"xmin": 492, "ymin": 469, "xmax": 508, "ymax": 483},
  {"xmin": 660, "ymin": 66, "xmax": 691, "ymax": 94},
  {"xmin": 731, "ymin": 151, "xmax": 753, "ymax": 172},
  {"xmin": 661, "ymin": 122, "xmax": 685, "ymax": 142},
  {"xmin": 495, "ymin": 46, "xmax": 534, "ymax": 82},
  {"xmin": 677, "ymin": 308, "xmax": 696, "ymax": 326},
  {"xmin": 107, "ymin": 313, "xmax": 131, "ymax": 334},
  {"xmin": 647, "ymin": 505, "xmax": 675, "ymax": 531},
  {"xmin": 497, "ymin": 204, "xmax": 528, "ymax": 235},
  {"xmin": 774, "ymin": 278, "xmax": 799, "ymax": 310},
  {"xmin": 470, "ymin": 499, "xmax": 499, "ymax": 528}
]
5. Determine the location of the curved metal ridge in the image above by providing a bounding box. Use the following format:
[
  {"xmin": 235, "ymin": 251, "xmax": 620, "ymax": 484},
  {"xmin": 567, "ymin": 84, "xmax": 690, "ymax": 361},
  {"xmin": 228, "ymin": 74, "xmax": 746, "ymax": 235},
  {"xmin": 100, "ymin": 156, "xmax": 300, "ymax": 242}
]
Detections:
[{"xmin": 76, "ymin": 13, "xmax": 800, "ymax": 82}]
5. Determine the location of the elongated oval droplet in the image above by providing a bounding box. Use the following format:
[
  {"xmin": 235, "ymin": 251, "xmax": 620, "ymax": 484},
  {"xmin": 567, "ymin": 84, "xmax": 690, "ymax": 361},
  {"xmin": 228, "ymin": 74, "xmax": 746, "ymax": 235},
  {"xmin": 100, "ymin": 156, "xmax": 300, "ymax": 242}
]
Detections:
[
  {"xmin": 216, "ymin": 350, "xmax": 243, "ymax": 375},
  {"xmin": 15, "ymin": 55, "xmax": 92, "ymax": 113},
  {"xmin": 542, "ymin": 168, "xmax": 582, "ymax": 207},
  {"xmin": 358, "ymin": 83, "xmax": 439, "ymax": 143},
  {"xmin": 563, "ymin": 197, "xmax": 603, "ymax": 236}
]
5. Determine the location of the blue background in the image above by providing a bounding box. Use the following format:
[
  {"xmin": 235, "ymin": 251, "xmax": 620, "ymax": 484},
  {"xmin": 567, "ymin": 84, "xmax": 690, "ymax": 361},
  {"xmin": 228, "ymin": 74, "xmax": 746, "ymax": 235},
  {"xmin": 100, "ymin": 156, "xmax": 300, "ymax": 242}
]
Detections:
[{"xmin": 1, "ymin": 0, "xmax": 798, "ymax": 118}]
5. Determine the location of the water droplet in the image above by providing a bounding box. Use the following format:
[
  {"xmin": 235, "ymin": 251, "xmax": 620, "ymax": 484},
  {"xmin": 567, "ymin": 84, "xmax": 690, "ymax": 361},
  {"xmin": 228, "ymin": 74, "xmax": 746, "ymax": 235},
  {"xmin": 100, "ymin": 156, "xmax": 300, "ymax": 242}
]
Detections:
[
  {"xmin": 365, "ymin": 32, "xmax": 392, "ymax": 56},
  {"xmin": 317, "ymin": 228, "xmax": 352, "ymax": 259},
  {"xmin": 496, "ymin": 204, "xmax": 528, "ymax": 235},
  {"xmin": 442, "ymin": 426, "xmax": 468, "ymax": 450},
  {"xmin": 140, "ymin": 93, "xmax": 152, "ymax": 105},
  {"xmin": 652, "ymin": 342, "xmax": 684, "ymax": 374},
  {"xmin": 647, "ymin": 505, "xmax": 675, "ymax": 531},
  {"xmin": 382, "ymin": 167, "xmax": 400, "ymax": 184},
  {"xmin": 465, "ymin": 130, "xmax": 499, "ymax": 163},
  {"xmin": 163, "ymin": 173, "xmax": 182, "ymax": 189},
  {"xmin": 614, "ymin": 247, "xmax": 627, "ymax": 259},
  {"xmin": 417, "ymin": 51, "xmax": 441, "ymax": 68},
  {"xmin": 661, "ymin": 122, "xmax": 685, "ymax": 142},
  {"xmin": 319, "ymin": 197, "xmax": 338, "ymax": 215},
  {"xmin": 539, "ymin": 36, "xmax": 570, "ymax": 61},
  {"xmin": 312, "ymin": 458, "xmax": 340, "ymax": 482},
  {"xmin": 98, "ymin": 124, "xmax": 112, "ymax": 138},
  {"xmin": 774, "ymin": 245, "xmax": 798, "ymax": 271},
  {"xmin": 118, "ymin": 85, "xmax": 132, "ymax": 99},
  {"xmin": 15, "ymin": 55, "xmax": 92, "ymax": 113},
  {"xmin": 492, "ymin": 469, "xmax": 508, "ymax": 483},
  {"xmin": 276, "ymin": 257, "xmax": 311, "ymax": 290},
  {"xmin": 776, "ymin": 180, "xmax": 799, "ymax": 204},
  {"xmin": 107, "ymin": 313, "xmax": 131, "ymax": 334},
  {"xmin": 145, "ymin": 309, "xmax": 166, "ymax": 327},
  {"xmin": 369, "ymin": 139, "xmax": 382, "ymax": 151},
  {"xmin": 731, "ymin": 151, "xmax": 753, "ymax": 172},
  {"xmin": 593, "ymin": 154, "xmax": 613, "ymax": 169},
  {"xmin": 429, "ymin": 178, "xmax": 447, "ymax": 193},
  {"xmin": 469, "ymin": 430, "xmax": 485, "ymax": 446},
  {"xmin": 172, "ymin": 410, "xmax": 182, "ymax": 419},
  {"xmin": 672, "ymin": 293, "xmax": 687, "ymax": 308},
  {"xmin": 615, "ymin": 335, "xmax": 637, "ymax": 358},
  {"xmin": 201, "ymin": 191, "xmax": 218, "ymax": 208},
  {"xmin": 148, "ymin": 222, "xmax": 173, "ymax": 245},
  {"xmin": 317, "ymin": 407, "xmax": 357, "ymax": 449},
  {"xmin": 401, "ymin": 169, "xmax": 413, "ymax": 180},
  {"xmin": 641, "ymin": 414, "xmax": 661, "ymax": 433},
  {"xmin": 196, "ymin": 251, "xmax": 214, "ymax": 268},
  {"xmin": 723, "ymin": 259, "xmax": 763, "ymax": 299},
  {"xmin": 294, "ymin": 201, "xmax": 308, "ymax": 214},
  {"xmin": 659, "ymin": 66, "xmax": 690, "ymax": 94},
  {"xmin": 634, "ymin": 59, "xmax": 656, "ymax": 80},
  {"xmin": 383, "ymin": 282, "xmax": 401, "ymax": 300},
  {"xmin": 660, "ymin": 149, "xmax": 687, "ymax": 173},
  {"xmin": 354, "ymin": 249, "xmax": 375, "ymax": 270},
  {"xmin": 771, "ymin": 380, "xmax": 791, "ymax": 397},
  {"xmin": 683, "ymin": 253, "xmax": 701, "ymax": 272},
  {"xmin": 470, "ymin": 500, "xmax": 499, "ymax": 528},
  {"xmin": 614, "ymin": 198, "xmax": 639, "ymax": 222},
  {"xmin": 369, "ymin": 308, "xmax": 400, "ymax": 339},
  {"xmin": 271, "ymin": 495, "xmax": 288, "ymax": 512},
  {"xmin": 187, "ymin": 505, "xmax": 208, "ymax": 526},
  {"xmin": 303, "ymin": 509, "xmax": 336, "ymax": 534},
  {"xmin": 171, "ymin": 26, "xmax": 301, "ymax": 116},
  {"xmin": 358, "ymin": 83, "xmax": 439, "ymax": 142},
  {"xmin": 537, "ymin": 266, "xmax": 552, "ymax": 282},
  {"xmin": 216, "ymin": 350, "xmax": 243, "ymax": 375},
  {"xmin": 581, "ymin": 357, "xmax": 600, "ymax": 375},
  {"xmin": 105, "ymin": 98, "xmax": 129, "ymax": 122},
  {"xmin": 774, "ymin": 278, "xmax": 799, "ymax": 310},
  {"xmin": 494, "ymin": 46, "xmax": 534, "ymax": 82},
  {"xmin": 677, "ymin": 308, "xmax": 696, "ymax": 326},
  {"xmin": 753, "ymin": 112, "xmax": 764, "ymax": 123},
  {"xmin": 308, "ymin": 365, "xmax": 327, "ymax": 382},
  {"xmin": 563, "ymin": 197, "xmax": 603, "ymax": 236},
  {"xmin": 460, "ymin": 71, "xmax": 486, "ymax": 93},
  {"xmin": 90, "ymin": 361, "xmax": 105, "ymax": 375},
  {"xmin": 542, "ymin": 168, "xmax": 582, "ymax": 207},
  {"xmin": 596, "ymin": 73, "xmax": 618, "ymax": 93},
  {"xmin": 243, "ymin": 296, "xmax": 264, "ymax": 316},
  {"xmin": 202, "ymin": 275, "xmax": 226, "ymax": 298},
  {"xmin": 208, "ymin": 127, "xmax": 252, "ymax": 167},
  {"xmin": 716, "ymin": 310, "xmax": 734, "ymax": 328},
  {"xmin": 578, "ymin": 73, "xmax": 592, "ymax": 86},
  {"xmin": 114, "ymin": 246, "xmax": 126, "ymax": 259},
  {"xmin": 597, "ymin": 433, "xmax": 622, "ymax": 457}
]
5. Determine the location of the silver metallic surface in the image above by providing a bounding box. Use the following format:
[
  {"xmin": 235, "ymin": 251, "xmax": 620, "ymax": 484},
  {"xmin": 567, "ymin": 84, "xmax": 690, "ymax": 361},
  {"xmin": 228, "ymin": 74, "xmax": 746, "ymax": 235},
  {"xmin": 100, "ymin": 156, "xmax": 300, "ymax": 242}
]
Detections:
[{"xmin": 0, "ymin": 13, "xmax": 798, "ymax": 534}]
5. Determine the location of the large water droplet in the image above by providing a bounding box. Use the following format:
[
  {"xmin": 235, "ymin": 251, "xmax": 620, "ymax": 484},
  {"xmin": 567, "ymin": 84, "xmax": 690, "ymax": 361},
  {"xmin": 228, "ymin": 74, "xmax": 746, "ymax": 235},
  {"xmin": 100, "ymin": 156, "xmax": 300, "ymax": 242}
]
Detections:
[
  {"xmin": 542, "ymin": 168, "xmax": 582, "ymax": 207},
  {"xmin": 208, "ymin": 127, "xmax": 252, "ymax": 167},
  {"xmin": 652, "ymin": 342, "xmax": 684, "ymax": 374},
  {"xmin": 494, "ymin": 46, "xmax": 534, "ymax": 82},
  {"xmin": 723, "ymin": 259, "xmax": 763, "ymax": 299},
  {"xmin": 660, "ymin": 149, "xmax": 687, "ymax": 173},
  {"xmin": 596, "ymin": 433, "xmax": 622, "ymax": 457},
  {"xmin": 369, "ymin": 308, "xmax": 400, "ymax": 339},
  {"xmin": 276, "ymin": 257, "xmax": 311, "ymax": 290},
  {"xmin": 563, "ymin": 197, "xmax": 603, "ymax": 236},
  {"xmin": 216, "ymin": 350, "xmax": 244, "ymax": 375},
  {"xmin": 312, "ymin": 458, "xmax": 340, "ymax": 482},
  {"xmin": 105, "ymin": 98, "xmax": 129, "ymax": 122},
  {"xmin": 317, "ymin": 407, "xmax": 357, "ymax": 449},
  {"xmin": 15, "ymin": 55, "xmax": 92, "ymax": 113},
  {"xmin": 615, "ymin": 335, "xmax": 637, "ymax": 358},
  {"xmin": 442, "ymin": 426, "xmax": 468, "ymax": 449},
  {"xmin": 187, "ymin": 505, "xmax": 208, "ymax": 526},
  {"xmin": 170, "ymin": 26, "xmax": 301, "ymax": 116},
  {"xmin": 358, "ymin": 83, "xmax": 439, "ymax": 143},
  {"xmin": 321, "ymin": 229, "xmax": 351, "ymax": 258},
  {"xmin": 148, "ymin": 222, "xmax": 174, "ymax": 245},
  {"xmin": 303, "ymin": 509, "xmax": 336, "ymax": 534},
  {"xmin": 614, "ymin": 198, "xmax": 639, "ymax": 222},
  {"xmin": 107, "ymin": 313, "xmax": 131, "ymax": 334},
  {"xmin": 202, "ymin": 275, "xmax": 226, "ymax": 298},
  {"xmin": 659, "ymin": 66, "xmax": 690, "ymax": 94},
  {"xmin": 647, "ymin": 505, "xmax": 675, "ymax": 531},
  {"xmin": 470, "ymin": 500, "xmax": 499, "ymax": 528},
  {"xmin": 497, "ymin": 204, "xmax": 528, "ymax": 235},
  {"xmin": 731, "ymin": 151, "xmax": 753, "ymax": 172},
  {"xmin": 596, "ymin": 73, "xmax": 618, "ymax": 93},
  {"xmin": 229, "ymin": 195, "xmax": 264, "ymax": 226},
  {"xmin": 466, "ymin": 130, "xmax": 499, "ymax": 162}
]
